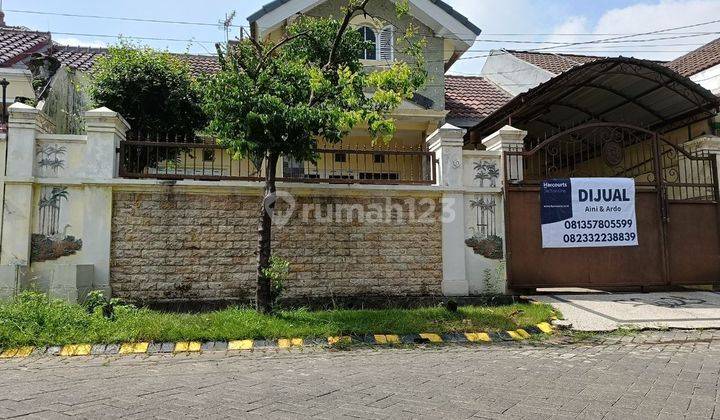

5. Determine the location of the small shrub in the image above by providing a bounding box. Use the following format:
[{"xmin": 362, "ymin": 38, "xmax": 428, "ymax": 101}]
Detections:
[
  {"xmin": 262, "ymin": 256, "xmax": 290, "ymax": 309},
  {"xmin": 83, "ymin": 290, "xmax": 135, "ymax": 320}
]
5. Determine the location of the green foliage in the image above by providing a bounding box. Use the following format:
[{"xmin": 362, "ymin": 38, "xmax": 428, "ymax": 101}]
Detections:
[
  {"xmin": 261, "ymin": 256, "xmax": 290, "ymax": 307},
  {"xmin": 0, "ymin": 292, "xmax": 555, "ymax": 348},
  {"xmin": 201, "ymin": 1, "xmax": 427, "ymax": 164},
  {"xmin": 89, "ymin": 42, "xmax": 206, "ymax": 134},
  {"xmin": 83, "ymin": 290, "xmax": 135, "ymax": 320}
]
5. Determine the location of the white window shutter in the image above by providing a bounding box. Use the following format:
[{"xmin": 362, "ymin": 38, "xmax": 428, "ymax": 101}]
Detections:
[{"xmin": 379, "ymin": 26, "xmax": 394, "ymax": 61}]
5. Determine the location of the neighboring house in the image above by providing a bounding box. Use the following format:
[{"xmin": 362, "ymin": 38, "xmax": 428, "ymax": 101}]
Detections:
[
  {"xmin": 0, "ymin": 14, "xmax": 219, "ymax": 132},
  {"xmin": 448, "ymin": 43, "xmax": 720, "ymax": 140},
  {"xmin": 0, "ymin": 22, "xmax": 50, "ymax": 113},
  {"xmin": 481, "ymin": 50, "xmax": 604, "ymax": 96},
  {"xmin": 666, "ymin": 37, "xmax": 720, "ymax": 95},
  {"xmin": 444, "ymin": 75, "xmax": 511, "ymax": 139}
]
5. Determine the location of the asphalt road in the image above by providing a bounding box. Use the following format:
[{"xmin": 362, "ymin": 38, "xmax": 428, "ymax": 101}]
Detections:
[{"xmin": 1, "ymin": 330, "xmax": 719, "ymax": 419}]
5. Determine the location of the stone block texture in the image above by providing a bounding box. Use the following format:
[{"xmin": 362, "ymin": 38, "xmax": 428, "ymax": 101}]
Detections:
[{"xmin": 110, "ymin": 191, "xmax": 443, "ymax": 303}]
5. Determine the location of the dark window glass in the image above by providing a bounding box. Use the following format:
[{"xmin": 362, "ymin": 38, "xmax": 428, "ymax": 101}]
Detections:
[{"xmin": 357, "ymin": 26, "xmax": 377, "ymax": 60}]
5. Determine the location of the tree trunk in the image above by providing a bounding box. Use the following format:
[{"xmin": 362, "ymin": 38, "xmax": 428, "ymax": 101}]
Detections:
[{"xmin": 256, "ymin": 151, "xmax": 279, "ymax": 313}]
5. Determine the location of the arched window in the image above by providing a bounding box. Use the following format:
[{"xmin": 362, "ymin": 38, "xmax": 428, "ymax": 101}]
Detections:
[
  {"xmin": 378, "ymin": 26, "xmax": 394, "ymax": 61},
  {"xmin": 357, "ymin": 26, "xmax": 377, "ymax": 60}
]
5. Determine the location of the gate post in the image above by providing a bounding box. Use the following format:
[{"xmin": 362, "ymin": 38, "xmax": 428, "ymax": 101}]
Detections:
[
  {"xmin": 482, "ymin": 125, "xmax": 527, "ymax": 183},
  {"xmin": 427, "ymin": 124, "xmax": 469, "ymax": 296},
  {"xmin": 480, "ymin": 125, "xmax": 527, "ymax": 294}
]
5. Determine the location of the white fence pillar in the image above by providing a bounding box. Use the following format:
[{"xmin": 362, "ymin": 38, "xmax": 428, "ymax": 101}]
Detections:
[
  {"xmin": 81, "ymin": 107, "xmax": 129, "ymax": 296},
  {"xmin": 1, "ymin": 103, "xmax": 49, "ymax": 267},
  {"xmin": 427, "ymin": 124, "xmax": 468, "ymax": 296},
  {"xmin": 84, "ymin": 107, "xmax": 129, "ymax": 179},
  {"xmin": 482, "ymin": 125, "xmax": 527, "ymax": 183}
]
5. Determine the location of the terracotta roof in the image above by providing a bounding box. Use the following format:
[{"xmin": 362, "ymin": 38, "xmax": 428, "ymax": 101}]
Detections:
[
  {"xmin": 0, "ymin": 28, "xmax": 51, "ymax": 67},
  {"xmin": 666, "ymin": 37, "xmax": 720, "ymax": 77},
  {"xmin": 445, "ymin": 75, "xmax": 512, "ymax": 122},
  {"xmin": 173, "ymin": 53, "xmax": 221, "ymax": 76},
  {"xmin": 49, "ymin": 46, "xmax": 221, "ymax": 77},
  {"xmin": 51, "ymin": 47, "xmax": 104, "ymax": 71},
  {"xmin": 506, "ymin": 50, "xmax": 604, "ymax": 75}
]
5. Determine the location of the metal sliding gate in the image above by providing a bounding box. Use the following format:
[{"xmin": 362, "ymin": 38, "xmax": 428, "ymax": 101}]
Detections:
[{"xmin": 503, "ymin": 122, "xmax": 720, "ymax": 290}]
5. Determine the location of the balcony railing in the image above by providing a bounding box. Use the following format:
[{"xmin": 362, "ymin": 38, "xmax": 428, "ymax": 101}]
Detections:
[{"xmin": 118, "ymin": 133, "xmax": 436, "ymax": 185}]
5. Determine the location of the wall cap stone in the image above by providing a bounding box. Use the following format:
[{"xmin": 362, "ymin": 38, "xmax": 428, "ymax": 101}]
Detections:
[{"xmin": 482, "ymin": 125, "xmax": 527, "ymax": 151}]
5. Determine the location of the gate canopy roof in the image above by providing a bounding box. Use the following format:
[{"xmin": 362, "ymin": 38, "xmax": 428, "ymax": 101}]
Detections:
[{"xmin": 468, "ymin": 57, "xmax": 720, "ymax": 146}]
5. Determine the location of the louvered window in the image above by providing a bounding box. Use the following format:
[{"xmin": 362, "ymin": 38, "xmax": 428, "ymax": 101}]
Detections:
[
  {"xmin": 378, "ymin": 26, "xmax": 394, "ymax": 61},
  {"xmin": 357, "ymin": 26, "xmax": 377, "ymax": 60}
]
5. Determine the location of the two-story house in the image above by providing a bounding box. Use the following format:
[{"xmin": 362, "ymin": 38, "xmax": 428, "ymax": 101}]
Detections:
[{"xmin": 245, "ymin": 0, "xmax": 482, "ymax": 182}]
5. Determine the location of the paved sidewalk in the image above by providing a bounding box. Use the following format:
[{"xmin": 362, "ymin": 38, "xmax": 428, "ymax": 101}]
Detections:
[
  {"xmin": 0, "ymin": 330, "xmax": 719, "ymax": 419},
  {"xmin": 532, "ymin": 291, "xmax": 720, "ymax": 331}
]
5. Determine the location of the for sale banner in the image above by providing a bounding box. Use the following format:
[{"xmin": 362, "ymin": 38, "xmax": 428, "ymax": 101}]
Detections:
[{"xmin": 541, "ymin": 178, "xmax": 638, "ymax": 248}]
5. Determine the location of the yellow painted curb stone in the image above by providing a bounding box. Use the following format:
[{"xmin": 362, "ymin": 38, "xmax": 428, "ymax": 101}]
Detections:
[
  {"xmin": 59, "ymin": 345, "xmax": 76, "ymax": 357},
  {"xmin": 419, "ymin": 333, "xmax": 443, "ymax": 343},
  {"xmin": 328, "ymin": 336, "xmax": 351, "ymax": 345},
  {"xmin": 0, "ymin": 346, "xmax": 34, "ymax": 358},
  {"xmin": 465, "ymin": 332, "xmax": 491, "ymax": 342},
  {"xmin": 73, "ymin": 344, "xmax": 92, "ymax": 356},
  {"xmin": 278, "ymin": 338, "xmax": 304, "ymax": 348},
  {"xmin": 516, "ymin": 329, "xmax": 531, "ymax": 339},
  {"xmin": 228, "ymin": 340, "xmax": 254, "ymax": 350},
  {"xmin": 536, "ymin": 322, "xmax": 554, "ymax": 334},
  {"xmin": 374, "ymin": 335, "xmax": 400, "ymax": 344},
  {"xmin": 175, "ymin": 341, "xmax": 202, "ymax": 352},
  {"xmin": 120, "ymin": 343, "xmax": 149, "ymax": 354},
  {"xmin": 506, "ymin": 331, "xmax": 523, "ymax": 340}
]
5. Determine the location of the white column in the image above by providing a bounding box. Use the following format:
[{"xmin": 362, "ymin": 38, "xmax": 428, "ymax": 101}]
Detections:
[
  {"xmin": 0, "ymin": 103, "xmax": 48, "ymax": 266},
  {"xmin": 482, "ymin": 125, "xmax": 527, "ymax": 184},
  {"xmin": 427, "ymin": 124, "xmax": 468, "ymax": 296},
  {"xmin": 84, "ymin": 107, "xmax": 130, "ymax": 179},
  {"xmin": 81, "ymin": 107, "xmax": 130, "ymax": 295}
]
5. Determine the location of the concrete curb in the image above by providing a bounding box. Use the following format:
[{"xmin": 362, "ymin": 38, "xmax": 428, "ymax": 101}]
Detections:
[{"xmin": 0, "ymin": 323, "xmax": 555, "ymax": 359}]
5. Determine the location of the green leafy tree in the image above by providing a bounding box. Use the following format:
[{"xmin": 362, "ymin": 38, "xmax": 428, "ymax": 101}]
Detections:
[
  {"xmin": 202, "ymin": 0, "xmax": 427, "ymax": 312},
  {"xmin": 89, "ymin": 43, "xmax": 207, "ymax": 170}
]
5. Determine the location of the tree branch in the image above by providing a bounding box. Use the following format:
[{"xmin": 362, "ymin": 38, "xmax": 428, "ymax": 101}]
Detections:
[
  {"xmin": 264, "ymin": 31, "xmax": 311, "ymax": 60},
  {"xmin": 324, "ymin": 0, "xmax": 370, "ymax": 71}
]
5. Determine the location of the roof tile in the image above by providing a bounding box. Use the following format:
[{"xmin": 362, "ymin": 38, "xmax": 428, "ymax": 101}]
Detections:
[
  {"xmin": 506, "ymin": 50, "xmax": 603, "ymax": 74},
  {"xmin": 49, "ymin": 46, "xmax": 221, "ymax": 77},
  {"xmin": 0, "ymin": 28, "xmax": 51, "ymax": 66},
  {"xmin": 445, "ymin": 75, "xmax": 512, "ymax": 120},
  {"xmin": 666, "ymin": 37, "xmax": 720, "ymax": 77}
]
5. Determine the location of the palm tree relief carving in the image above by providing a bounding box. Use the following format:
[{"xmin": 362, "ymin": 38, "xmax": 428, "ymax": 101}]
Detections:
[
  {"xmin": 37, "ymin": 144, "xmax": 67, "ymax": 176},
  {"xmin": 473, "ymin": 161, "xmax": 500, "ymax": 187},
  {"xmin": 465, "ymin": 195, "xmax": 503, "ymax": 259},
  {"xmin": 31, "ymin": 186, "xmax": 82, "ymax": 262}
]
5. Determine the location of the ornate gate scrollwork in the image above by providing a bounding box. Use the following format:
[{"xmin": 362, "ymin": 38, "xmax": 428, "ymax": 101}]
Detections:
[{"xmin": 505, "ymin": 122, "xmax": 718, "ymax": 202}]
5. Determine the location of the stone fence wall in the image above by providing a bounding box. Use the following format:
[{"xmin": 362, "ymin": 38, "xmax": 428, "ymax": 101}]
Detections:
[
  {"xmin": 111, "ymin": 190, "xmax": 443, "ymax": 304},
  {"xmin": 0, "ymin": 103, "xmax": 513, "ymax": 305}
]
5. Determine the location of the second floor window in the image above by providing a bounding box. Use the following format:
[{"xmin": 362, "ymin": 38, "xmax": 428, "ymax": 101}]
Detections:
[{"xmin": 358, "ymin": 26, "xmax": 377, "ymax": 60}]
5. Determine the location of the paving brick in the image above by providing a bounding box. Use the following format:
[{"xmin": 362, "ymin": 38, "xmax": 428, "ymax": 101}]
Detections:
[{"xmin": 0, "ymin": 330, "xmax": 718, "ymax": 418}]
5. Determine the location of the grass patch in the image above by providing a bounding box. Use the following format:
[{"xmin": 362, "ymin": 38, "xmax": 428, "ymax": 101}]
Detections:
[{"xmin": 0, "ymin": 292, "xmax": 555, "ymax": 348}]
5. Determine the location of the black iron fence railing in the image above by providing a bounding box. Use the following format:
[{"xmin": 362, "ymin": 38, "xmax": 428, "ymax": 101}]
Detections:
[{"xmin": 118, "ymin": 134, "xmax": 436, "ymax": 185}]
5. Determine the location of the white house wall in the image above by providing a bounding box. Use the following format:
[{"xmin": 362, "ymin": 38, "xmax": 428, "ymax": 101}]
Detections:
[
  {"xmin": 481, "ymin": 51, "xmax": 554, "ymax": 97},
  {"xmin": 690, "ymin": 63, "xmax": 720, "ymax": 96}
]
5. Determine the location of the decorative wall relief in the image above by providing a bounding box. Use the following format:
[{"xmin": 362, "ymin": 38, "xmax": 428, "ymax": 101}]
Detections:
[
  {"xmin": 31, "ymin": 186, "xmax": 82, "ymax": 262},
  {"xmin": 465, "ymin": 195, "xmax": 503, "ymax": 259},
  {"xmin": 37, "ymin": 144, "xmax": 67, "ymax": 177},
  {"xmin": 473, "ymin": 161, "xmax": 500, "ymax": 187}
]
